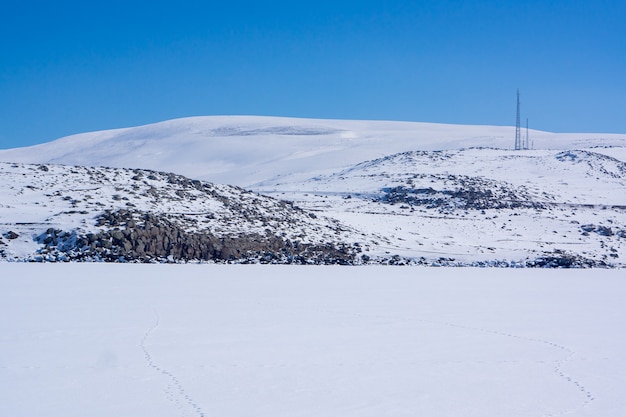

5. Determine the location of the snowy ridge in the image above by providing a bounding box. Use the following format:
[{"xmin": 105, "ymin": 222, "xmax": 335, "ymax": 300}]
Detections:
[{"xmin": 2, "ymin": 115, "xmax": 626, "ymax": 186}]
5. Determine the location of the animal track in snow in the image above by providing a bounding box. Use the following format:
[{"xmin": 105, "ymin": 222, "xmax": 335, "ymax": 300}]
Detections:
[
  {"xmin": 141, "ymin": 313, "xmax": 206, "ymax": 417},
  {"xmin": 305, "ymin": 305, "xmax": 595, "ymax": 417},
  {"xmin": 427, "ymin": 320, "xmax": 595, "ymax": 417}
]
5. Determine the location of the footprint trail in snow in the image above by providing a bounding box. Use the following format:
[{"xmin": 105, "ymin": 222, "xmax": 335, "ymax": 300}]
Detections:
[{"xmin": 141, "ymin": 313, "xmax": 206, "ymax": 417}]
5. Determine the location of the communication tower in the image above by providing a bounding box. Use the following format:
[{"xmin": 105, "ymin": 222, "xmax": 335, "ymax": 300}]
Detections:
[
  {"xmin": 525, "ymin": 118, "xmax": 530, "ymax": 150},
  {"xmin": 515, "ymin": 89, "xmax": 522, "ymax": 150}
]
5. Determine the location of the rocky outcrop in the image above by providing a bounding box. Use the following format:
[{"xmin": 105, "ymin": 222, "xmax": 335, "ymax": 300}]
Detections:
[
  {"xmin": 34, "ymin": 209, "xmax": 360, "ymax": 264},
  {"xmin": 580, "ymin": 223, "xmax": 626, "ymax": 238},
  {"xmin": 3, "ymin": 231, "xmax": 19, "ymax": 240},
  {"xmin": 380, "ymin": 175, "xmax": 550, "ymax": 211}
]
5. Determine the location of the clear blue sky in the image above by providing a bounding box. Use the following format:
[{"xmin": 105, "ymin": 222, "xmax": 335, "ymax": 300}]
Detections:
[{"xmin": 1, "ymin": 0, "xmax": 625, "ymax": 149}]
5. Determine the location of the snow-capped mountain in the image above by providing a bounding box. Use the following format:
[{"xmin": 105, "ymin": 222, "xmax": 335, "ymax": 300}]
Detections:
[{"xmin": 1, "ymin": 116, "xmax": 625, "ymax": 266}]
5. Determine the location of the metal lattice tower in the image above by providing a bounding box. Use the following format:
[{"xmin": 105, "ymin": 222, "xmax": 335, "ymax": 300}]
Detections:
[
  {"xmin": 515, "ymin": 89, "xmax": 521, "ymax": 150},
  {"xmin": 525, "ymin": 118, "xmax": 529, "ymax": 150}
]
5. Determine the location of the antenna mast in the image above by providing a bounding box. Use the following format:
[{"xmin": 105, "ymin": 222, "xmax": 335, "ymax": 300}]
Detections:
[
  {"xmin": 525, "ymin": 118, "xmax": 529, "ymax": 150},
  {"xmin": 515, "ymin": 89, "xmax": 521, "ymax": 150}
]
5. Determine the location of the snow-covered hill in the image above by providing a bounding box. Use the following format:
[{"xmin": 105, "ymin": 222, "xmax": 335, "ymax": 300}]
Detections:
[
  {"xmin": 0, "ymin": 162, "xmax": 368, "ymax": 263},
  {"xmin": 257, "ymin": 148, "xmax": 626, "ymax": 266},
  {"xmin": 2, "ymin": 116, "xmax": 626, "ymax": 186},
  {"xmin": 1, "ymin": 116, "xmax": 625, "ymax": 266}
]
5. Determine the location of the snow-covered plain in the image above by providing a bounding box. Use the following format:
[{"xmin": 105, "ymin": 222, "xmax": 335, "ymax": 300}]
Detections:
[{"xmin": 2, "ymin": 264, "xmax": 625, "ymax": 417}]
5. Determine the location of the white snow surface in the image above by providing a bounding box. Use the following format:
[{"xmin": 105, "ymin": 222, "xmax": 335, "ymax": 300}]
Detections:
[
  {"xmin": 1, "ymin": 115, "xmax": 626, "ymax": 186},
  {"xmin": 1, "ymin": 264, "xmax": 625, "ymax": 417}
]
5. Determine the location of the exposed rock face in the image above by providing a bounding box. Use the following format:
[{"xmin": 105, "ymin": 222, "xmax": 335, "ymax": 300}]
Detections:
[
  {"xmin": 379, "ymin": 175, "xmax": 550, "ymax": 211},
  {"xmin": 35, "ymin": 210, "xmax": 360, "ymax": 264}
]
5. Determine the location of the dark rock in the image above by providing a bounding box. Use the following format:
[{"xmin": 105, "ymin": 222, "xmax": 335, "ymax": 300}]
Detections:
[
  {"xmin": 378, "ymin": 174, "xmax": 551, "ymax": 212},
  {"xmin": 596, "ymin": 226, "xmax": 614, "ymax": 236},
  {"xmin": 4, "ymin": 231, "xmax": 19, "ymax": 240},
  {"xmin": 32, "ymin": 209, "xmax": 359, "ymax": 264}
]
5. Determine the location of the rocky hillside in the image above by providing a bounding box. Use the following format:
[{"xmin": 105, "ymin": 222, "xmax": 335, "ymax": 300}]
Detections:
[
  {"xmin": 255, "ymin": 148, "xmax": 626, "ymax": 267},
  {"xmin": 0, "ymin": 162, "xmax": 370, "ymax": 263}
]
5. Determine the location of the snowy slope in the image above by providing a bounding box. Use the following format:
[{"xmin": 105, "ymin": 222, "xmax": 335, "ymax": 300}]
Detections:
[
  {"xmin": 2, "ymin": 116, "xmax": 626, "ymax": 186},
  {"xmin": 0, "ymin": 162, "xmax": 369, "ymax": 263},
  {"xmin": 257, "ymin": 148, "xmax": 626, "ymax": 265},
  {"xmin": 258, "ymin": 148, "xmax": 626, "ymax": 204}
]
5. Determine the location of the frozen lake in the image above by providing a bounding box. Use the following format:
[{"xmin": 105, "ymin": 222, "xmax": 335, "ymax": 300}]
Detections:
[{"xmin": 1, "ymin": 264, "xmax": 625, "ymax": 416}]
